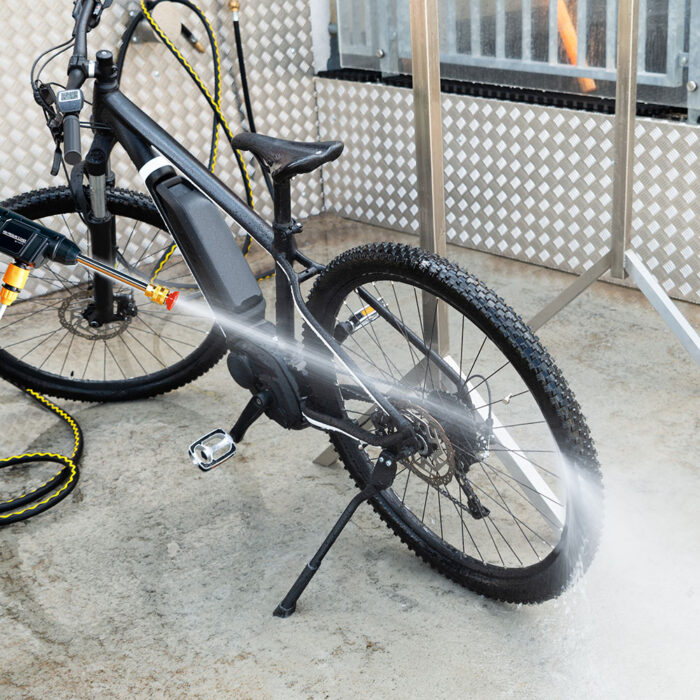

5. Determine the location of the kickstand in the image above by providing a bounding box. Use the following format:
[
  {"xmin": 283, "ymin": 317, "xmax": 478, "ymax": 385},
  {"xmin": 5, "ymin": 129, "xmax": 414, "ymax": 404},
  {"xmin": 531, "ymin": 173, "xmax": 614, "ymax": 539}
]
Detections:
[
  {"xmin": 273, "ymin": 450, "xmax": 398, "ymax": 618},
  {"xmin": 231, "ymin": 390, "xmax": 272, "ymax": 443}
]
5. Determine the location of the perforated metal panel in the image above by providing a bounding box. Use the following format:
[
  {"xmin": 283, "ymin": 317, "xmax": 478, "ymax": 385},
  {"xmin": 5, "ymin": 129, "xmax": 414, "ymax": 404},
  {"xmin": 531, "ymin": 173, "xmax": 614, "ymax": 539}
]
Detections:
[
  {"xmin": 0, "ymin": 0, "xmax": 323, "ymax": 225},
  {"xmin": 316, "ymin": 78, "xmax": 700, "ymax": 304}
]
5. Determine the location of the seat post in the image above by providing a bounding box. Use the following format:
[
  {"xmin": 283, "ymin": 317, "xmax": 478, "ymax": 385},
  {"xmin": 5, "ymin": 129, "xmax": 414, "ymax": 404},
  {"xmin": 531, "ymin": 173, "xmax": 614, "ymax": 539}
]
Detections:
[
  {"xmin": 272, "ymin": 177, "xmax": 298, "ymax": 339},
  {"xmin": 273, "ymin": 178, "xmax": 292, "ymax": 232}
]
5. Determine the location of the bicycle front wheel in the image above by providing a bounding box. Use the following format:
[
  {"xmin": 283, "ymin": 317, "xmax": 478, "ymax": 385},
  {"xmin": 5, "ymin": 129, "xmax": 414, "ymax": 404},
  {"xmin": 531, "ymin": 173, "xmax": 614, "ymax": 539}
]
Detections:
[
  {"xmin": 304, "ymin": 242, "xmax": 603, "ymax": 603},
  {"xmin": 0, "ymin": 187, "xmax": 226, "ymax": 401}
]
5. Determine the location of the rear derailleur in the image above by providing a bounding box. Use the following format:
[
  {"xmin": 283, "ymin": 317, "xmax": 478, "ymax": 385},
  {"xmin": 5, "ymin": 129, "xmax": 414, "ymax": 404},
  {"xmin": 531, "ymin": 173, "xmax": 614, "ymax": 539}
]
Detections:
[{"xmin": 371, "ymin": 391, "xmax": 492, "ymax": 520}]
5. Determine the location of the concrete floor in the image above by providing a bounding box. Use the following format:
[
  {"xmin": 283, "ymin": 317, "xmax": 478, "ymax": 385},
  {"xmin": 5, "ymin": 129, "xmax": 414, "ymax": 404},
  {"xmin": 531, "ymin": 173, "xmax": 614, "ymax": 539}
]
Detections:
[{"xmin": 1, "ymin": 214, "xmax": 699, "ymax": 699}]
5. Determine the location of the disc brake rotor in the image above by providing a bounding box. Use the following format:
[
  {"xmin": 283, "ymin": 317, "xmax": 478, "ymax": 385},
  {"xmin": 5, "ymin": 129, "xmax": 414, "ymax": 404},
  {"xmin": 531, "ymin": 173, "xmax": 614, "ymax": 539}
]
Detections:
[
  {"xmin": 58, "ymin": 289, "xmax": 131, "ymax": 340},
  {"xmin": 397, "ymin": 402, "xmax": 456, "ymax": 486}
]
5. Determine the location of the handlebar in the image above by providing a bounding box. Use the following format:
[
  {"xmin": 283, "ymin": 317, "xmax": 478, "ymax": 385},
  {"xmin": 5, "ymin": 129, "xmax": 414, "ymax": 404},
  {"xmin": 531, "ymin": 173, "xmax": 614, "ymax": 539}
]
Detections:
[
  {"xmin": 71, "ymin": 0, "xmax": 97, "ymax": 66},
  {"xmin": 61, "ymin": 1, "xmax": 98, "ymax": 162},
  {"xmin": 66, "ymin": 68, "xmax": 85, "ymax": 91}
]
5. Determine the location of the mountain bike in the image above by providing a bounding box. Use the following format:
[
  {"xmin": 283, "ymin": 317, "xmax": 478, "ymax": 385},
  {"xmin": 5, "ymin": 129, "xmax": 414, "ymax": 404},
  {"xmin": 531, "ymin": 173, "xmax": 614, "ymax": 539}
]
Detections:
[{"xmin": 0, "ymin": 0, "xmax": 602, "ymax": 611}]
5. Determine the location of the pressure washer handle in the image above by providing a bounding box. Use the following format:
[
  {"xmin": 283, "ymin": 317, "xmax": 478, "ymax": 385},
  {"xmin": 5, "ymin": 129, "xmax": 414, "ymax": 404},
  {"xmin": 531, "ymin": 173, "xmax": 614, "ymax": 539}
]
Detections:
[
  {"xmin": 0, "ymin": 206, "xmax": 80, "ymax": 267},
  {"xmin": 63, "ymin": 114, "xmax": 82, "ymax": 166}
]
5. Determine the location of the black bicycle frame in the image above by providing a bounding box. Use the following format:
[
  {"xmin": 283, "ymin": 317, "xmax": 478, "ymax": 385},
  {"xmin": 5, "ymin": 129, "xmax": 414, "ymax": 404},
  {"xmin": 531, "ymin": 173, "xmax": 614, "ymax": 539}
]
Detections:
[{"xmin": 80, "ymin": 49, "xmax": 468, "ymax": 446}]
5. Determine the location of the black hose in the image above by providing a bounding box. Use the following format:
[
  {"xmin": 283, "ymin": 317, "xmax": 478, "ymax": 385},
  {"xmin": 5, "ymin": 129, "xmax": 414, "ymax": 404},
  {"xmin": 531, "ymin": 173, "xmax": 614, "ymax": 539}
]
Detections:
[
  {"xmin": 232, "ymin": 15, "xmax": 274, "ymax": 197},
  {"xmin": 116, "ymin": 0, "xmax": 276, "ymax": 277},
  {"xmin": 232, "ymin": 18, "xmax": 256, "ymax": 134},
  {"xmin": 0, "ymin": 389, "xmax": 83, "ymax": 526},
  {"xmin": 116, "ymin": 2, "xmax": 220, "ymax": 174}
]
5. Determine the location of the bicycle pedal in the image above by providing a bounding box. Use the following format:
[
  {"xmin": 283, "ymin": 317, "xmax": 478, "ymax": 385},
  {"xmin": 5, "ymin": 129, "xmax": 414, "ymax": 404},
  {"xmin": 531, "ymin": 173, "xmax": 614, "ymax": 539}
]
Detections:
[{"xmin": 188, "ymin": 429, "xmax": 236, "ymax": 471}]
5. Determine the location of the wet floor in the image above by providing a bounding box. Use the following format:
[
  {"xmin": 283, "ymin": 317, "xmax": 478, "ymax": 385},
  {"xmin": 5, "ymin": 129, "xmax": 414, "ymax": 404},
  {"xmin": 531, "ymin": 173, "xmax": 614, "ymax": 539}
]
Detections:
[{"xmin": 1, "ymin": 214, "xmax": 698, "ymax": 699}]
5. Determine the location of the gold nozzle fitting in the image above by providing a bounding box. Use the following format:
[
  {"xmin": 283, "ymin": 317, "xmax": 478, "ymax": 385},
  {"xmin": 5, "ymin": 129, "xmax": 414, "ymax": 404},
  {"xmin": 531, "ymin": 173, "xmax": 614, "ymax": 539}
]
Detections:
[
  {"xmin": 193, "ymin": 39, "xmax": 206, "ymax": 54},
  {"xmin": 1, "ymin": 262, "xmax": 31, "ymax": 309},
  {"xmin": 145, "ymin": 283, "xmax": 179, "ymax": 311},
  {"xmin": 228, "ymin": 0, "xmax": 240, "ymax": 13}
]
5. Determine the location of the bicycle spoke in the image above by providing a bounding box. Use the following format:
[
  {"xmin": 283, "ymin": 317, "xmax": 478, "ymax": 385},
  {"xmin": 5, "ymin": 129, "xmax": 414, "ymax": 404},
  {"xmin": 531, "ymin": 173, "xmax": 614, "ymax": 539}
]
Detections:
[
  {"xmin": 390, "ymin": 281, "xmax": 421, "ymax": 368},
  {"xmin": 119, "ymin": 334, "xmax": 148, "ymax": 375},
  {"xmin": 38, "ymin": 329, "xmax": 71, "ymax": 370},
  {"xmin": 104, "ymin": 340, "xmax": 127, "ymax": 380},
  {"xmin": 59, "ymin": 213, "xmax": 78, "ymax": 244},
  {"xmin": 421, "ymin": 306, "xmax": 438, "ymax": 395},
  {"xmin": 5, "ymin": 328, "xmax": 59, "ymax": 351},
  {"xmin": 480, "ymin": 460, "xmax": 563, "ymax": 530},
  {"xmin": 472, "ymin": 389, "xmax": 529, "ymax": 412},
  {"xmin": 0, "ymin": 300, "xmax": 63, "ymax": 332},
  {"xmin": 81, "ymin": 337, "xmax": 97, "ymax": 379},
  {"xmin": 134, "ymin": 314, "xmax": 187, "ymax": 359},
  {"xmin": 138, "ymin": 309, "xmax": 211, "ymax": 333},
  {"xmin": 121, "ymin": 219, "xmax": 141, "ymax": 255},
  {"xmin": 478, "ymin": 463, "xmax": 539, "ymax": 560},
  {"xmin": 129, "ymin": 324, "xmax": 199, "ymax": 349},
  {"xmin": 59, "ymin": 328, "xmax": 76, "ymax": 376},
  {"xmin": 124, "ymin": 329, "xmax": 167, "ymax": 369},
  {"xmin": 468, "ymin": 479, "xmax": 555, "ymax": 548}
]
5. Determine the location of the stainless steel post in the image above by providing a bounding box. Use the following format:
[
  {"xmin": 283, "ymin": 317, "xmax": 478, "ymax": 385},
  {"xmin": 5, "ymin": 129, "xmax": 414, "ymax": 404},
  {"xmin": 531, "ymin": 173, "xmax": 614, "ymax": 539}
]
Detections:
[
  {"xmin": 410, "ymin": 0, "xmax": 449, "ymax": 356},
  {"xmin": 610, "ymin": 0, "xmax": 640, "ymax": 279}
]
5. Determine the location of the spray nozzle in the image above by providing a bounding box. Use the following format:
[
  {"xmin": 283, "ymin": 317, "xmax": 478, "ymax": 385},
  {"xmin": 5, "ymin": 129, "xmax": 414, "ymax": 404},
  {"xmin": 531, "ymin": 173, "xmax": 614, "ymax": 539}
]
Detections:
[
  {"xmin": 145, "ymin": 283, "xmax": 179, "ymax": 311},
  {"xmin": 0, "ymin": 206, "xmax": 181, "ymax": 320}
]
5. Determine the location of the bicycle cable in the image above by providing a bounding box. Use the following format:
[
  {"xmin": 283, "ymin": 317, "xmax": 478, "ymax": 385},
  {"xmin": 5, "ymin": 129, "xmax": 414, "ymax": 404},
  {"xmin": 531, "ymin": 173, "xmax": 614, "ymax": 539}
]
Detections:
[{"xmin": 1, "ymin": 38, "xmax": 85, "ymax": 526}]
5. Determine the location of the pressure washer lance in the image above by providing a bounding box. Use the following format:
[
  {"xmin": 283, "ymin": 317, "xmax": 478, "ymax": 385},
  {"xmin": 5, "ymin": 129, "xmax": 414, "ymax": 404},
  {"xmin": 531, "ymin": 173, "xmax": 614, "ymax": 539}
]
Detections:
[{"xmin": 0, "ymin": 205, "xmax": 179, "ymax": 320}]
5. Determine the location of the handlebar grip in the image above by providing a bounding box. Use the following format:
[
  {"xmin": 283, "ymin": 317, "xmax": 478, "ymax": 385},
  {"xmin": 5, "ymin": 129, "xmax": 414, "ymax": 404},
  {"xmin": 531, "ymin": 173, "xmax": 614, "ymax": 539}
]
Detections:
[{"xmin": 63, "ymin": 114, "xmax": 82, "ymax": 165}]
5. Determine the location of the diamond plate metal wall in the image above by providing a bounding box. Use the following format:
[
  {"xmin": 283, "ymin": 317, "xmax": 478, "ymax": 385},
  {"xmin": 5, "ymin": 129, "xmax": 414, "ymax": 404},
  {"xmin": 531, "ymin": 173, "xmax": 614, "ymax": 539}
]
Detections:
[
  {"xmin": 316, "ymin": 78, "xmax": 700, "ymax": 304},
  {"xmin": 632, "ymin": 124, "xmax": 700, "ymax": 300},
  {"xmin": 1, "ymin": 3, "xmax": 698, "ymax": 304},
  {"xmin": 315, "ymin": 80, "xmax": 420, "ymax": 233},
  {"xmin": 0, "ymin": 0, "xmax": 323, "ymax": 227}
]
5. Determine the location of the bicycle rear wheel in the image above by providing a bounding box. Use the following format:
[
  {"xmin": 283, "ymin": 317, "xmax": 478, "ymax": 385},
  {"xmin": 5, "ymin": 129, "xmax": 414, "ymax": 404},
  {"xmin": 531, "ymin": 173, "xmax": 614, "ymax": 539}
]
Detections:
[
  {"xmin": 304, "ymin": 242, "xmax": 603, "ymax": 603},
  {"xmin": 0, "ymin": 186, "xmax": 226, "ymax": 402}
]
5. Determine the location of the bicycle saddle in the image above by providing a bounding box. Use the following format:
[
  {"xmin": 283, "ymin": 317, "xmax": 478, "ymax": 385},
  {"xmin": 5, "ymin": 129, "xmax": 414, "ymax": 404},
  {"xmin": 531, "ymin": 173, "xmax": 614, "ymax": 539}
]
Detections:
[{"xmin": 231, "ymin": 132, "xmax": 344, "ymax": 183}]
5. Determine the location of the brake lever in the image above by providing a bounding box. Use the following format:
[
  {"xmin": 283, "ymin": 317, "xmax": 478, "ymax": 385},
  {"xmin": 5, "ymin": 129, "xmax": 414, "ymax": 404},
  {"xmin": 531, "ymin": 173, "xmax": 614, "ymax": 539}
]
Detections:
[
  {"xmin": 50, "ymin": 147, "xmax": 63, "ymax": 177},
  {"xmin": 89, "ymin": 1, "xmax": 113, "ymax": 29},
  {"xmin": 32, "ymin": 82, "xmax": 57, "ymax": 113}
]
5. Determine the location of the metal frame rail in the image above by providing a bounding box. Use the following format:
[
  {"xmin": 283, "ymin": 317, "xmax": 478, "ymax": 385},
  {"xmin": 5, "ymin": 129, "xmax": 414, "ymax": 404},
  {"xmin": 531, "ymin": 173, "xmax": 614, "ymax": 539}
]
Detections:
[{"xmin": 337, "ymin": 0, "xmax": 688, "ymax": 90}]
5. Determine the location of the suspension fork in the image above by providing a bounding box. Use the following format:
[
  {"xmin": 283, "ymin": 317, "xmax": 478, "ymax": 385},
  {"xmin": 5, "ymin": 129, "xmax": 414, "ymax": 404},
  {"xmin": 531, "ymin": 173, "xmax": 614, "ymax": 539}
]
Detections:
[{"xmin": 84, "ymin": 136, "xmax": 118, "ymax": 325}]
